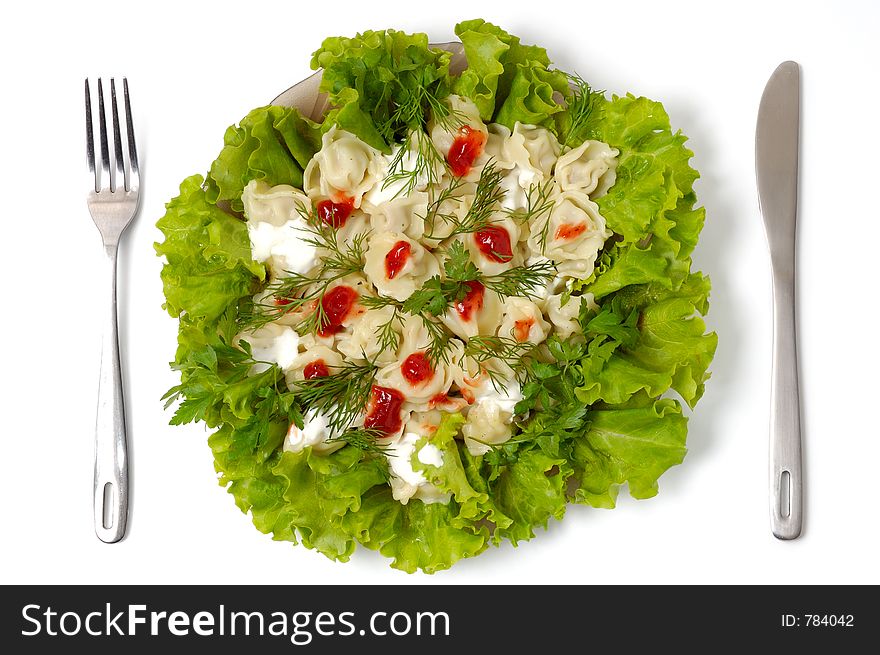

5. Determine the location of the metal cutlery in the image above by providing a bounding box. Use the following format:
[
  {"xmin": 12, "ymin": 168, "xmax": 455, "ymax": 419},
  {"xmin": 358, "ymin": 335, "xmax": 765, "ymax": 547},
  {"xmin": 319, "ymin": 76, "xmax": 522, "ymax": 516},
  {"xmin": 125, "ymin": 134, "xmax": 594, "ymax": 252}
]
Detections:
[
  {"xmin": 85, "ymin": 78, "xmax": 139, "ymax": 543},
  {"xmin": 755, "ymin": 61, "xmax": 803, "ymax": 540}
]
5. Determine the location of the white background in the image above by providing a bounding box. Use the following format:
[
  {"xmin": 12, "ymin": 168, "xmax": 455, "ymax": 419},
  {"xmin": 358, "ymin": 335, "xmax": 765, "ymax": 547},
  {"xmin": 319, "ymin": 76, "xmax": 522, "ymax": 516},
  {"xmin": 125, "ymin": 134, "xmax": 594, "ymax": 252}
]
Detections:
[{"xmin": 1, "ymin": 0, "xmax": 877, "ymax": 585}]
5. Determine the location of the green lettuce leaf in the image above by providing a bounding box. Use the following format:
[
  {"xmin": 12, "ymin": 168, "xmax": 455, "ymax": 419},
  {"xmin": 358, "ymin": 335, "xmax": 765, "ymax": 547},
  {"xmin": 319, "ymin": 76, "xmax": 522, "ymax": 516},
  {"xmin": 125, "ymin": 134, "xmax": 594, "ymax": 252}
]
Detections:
[
  {"xmin": 155, "ymin": 175, "xmax": 264, "ymax": 322},
  {"xmin": 577, "ymin": 273, "xmax": 717, "ymax": 408},
  {"xmin": 347, "ymin": 490, "xmax": 488, "ymax": 574},
  {"xmin": 413, "ymin": 413, "xmax": 512, "ymax": 532},
  {"xmin": 494, "ymin": 63, "xmax": 569, "ymax": 131},
  {"xmin": 491, "ymin": 447, "xmax": 570, "ymax": 545},
  {"xmin": 205, "ymin": 106, "xmax": 321, "ymax": 212},
  {"xmin": 453, "ymin": 18, "xmax": 556, "ymax": 122},
  {"xmin": 571, "ymin": 398, "xmax": 689, "ymax": 508},
  {"xmin": 576, "ymin": 94, "xmax": 705, "ymax": 300},
  {"xmin": 312, "ymin": 29, "xmax": 452, "ymax": 150}
]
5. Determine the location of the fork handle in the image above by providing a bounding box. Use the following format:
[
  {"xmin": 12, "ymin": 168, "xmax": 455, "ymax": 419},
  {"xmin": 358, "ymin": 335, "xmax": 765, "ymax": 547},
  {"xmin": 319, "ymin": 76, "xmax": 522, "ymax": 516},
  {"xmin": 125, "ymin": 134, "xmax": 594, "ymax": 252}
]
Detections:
[
  {"xmin": 94, "ymin": 243, "xmax": 129, "ymax": 543},
  {"xmin": 769, "ymin": 266, "xmax": 803, "ymax": 539}
]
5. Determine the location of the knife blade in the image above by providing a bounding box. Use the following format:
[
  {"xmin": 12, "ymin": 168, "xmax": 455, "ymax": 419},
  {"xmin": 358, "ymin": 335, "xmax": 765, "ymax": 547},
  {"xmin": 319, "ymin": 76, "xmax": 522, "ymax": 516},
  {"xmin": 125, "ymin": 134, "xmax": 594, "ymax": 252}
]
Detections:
[{"xmin": 756, "ymin": 61, "xmax": 803, "ymax": 540}]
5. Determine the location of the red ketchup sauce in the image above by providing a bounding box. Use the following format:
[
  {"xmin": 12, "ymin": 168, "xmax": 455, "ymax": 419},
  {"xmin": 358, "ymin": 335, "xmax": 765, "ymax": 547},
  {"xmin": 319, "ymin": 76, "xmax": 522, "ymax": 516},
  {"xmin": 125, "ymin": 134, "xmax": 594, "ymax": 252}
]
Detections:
[
  {"xmin": 303, "ymin": 359, "xmax": 329, "ymax": 379},
  {"xmin": 363, "ymin": 385, "xmax": 406, "ymax": 434},
  {"xmin": 401, "ymin": 352, "xmax": 433, "ymax": 386},
  {"xmin": 455, "ymin": 281, "xmax": 485, "ymax": 322},
  {"xmin": 317, "ymin": 285, "xmax": 358, "ymax": 337},
  {"xmin": 316, "ymin": 197, "xmax": 355, "ymax": 228},
  {"xmin": 447, "ymin": 125, "xmax": 486, "ymax": 177},
  {"xmin": 474, "ymin": 226, "xmax": 513, "ymax": 263},
  {"xmin": 513, "ymin": 318, "xmax": 535, "ymax": 342},
  {"xmin": 384, "ymin": 240, "xmax": 412, "ymax": 280},
  {"xmin": 555, "ymin": 222, "xmax": 587, "ymax": 241}
]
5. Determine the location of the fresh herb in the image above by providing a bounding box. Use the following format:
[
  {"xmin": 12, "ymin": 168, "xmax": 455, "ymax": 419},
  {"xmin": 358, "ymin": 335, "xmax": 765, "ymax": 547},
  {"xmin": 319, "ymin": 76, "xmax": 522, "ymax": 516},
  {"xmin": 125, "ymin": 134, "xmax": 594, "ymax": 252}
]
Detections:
[
  {"xmin": 327, "ymin": 428, "xmax": 391, "ymax": 457},
  {"xmin": 443, "ymin": 240, "xmax": 481, "ymax": 281},
  {"xmin": 381, "ymin": 130, "xmax": 446, "ymax": 201},
  {"xmin": 509, "ymin": 178, "xmax": 556, "ymax": 255},
  {"xmin": 561, "ymin": 73, "xmax": 603, "ymax": 147},
  {"xmin": 482, "ymin": 259, "xmax": 557, "ymax": 300},
  {"xmin": 238, "ymin": 203, "xmax": 369, "ymax": 334},
  {"xmin": 421, "ymin": 316, "xmax": 455, "ymax": 365},
  {"xmin": 462, "ymin": 334, "xmax": 539, "ymax": 389},
  {"xmin": 423, "ymin": 160, "xmax": 506, "ymax": 240},
  {"xmin": 376, "ymin": 305, "xmax": 405, "ymax": 354},
  {"xmin": 294, "ymin": 361, "xmax": 378, "ymax": 436}
]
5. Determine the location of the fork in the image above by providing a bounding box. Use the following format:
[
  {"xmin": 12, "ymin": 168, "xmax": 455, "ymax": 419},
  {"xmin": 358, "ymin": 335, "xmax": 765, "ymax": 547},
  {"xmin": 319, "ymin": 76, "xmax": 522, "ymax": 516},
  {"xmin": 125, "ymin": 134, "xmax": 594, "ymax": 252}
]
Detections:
[{"xmin": 85, "ymin": 78, "xmax": 139, "ymax": 543}]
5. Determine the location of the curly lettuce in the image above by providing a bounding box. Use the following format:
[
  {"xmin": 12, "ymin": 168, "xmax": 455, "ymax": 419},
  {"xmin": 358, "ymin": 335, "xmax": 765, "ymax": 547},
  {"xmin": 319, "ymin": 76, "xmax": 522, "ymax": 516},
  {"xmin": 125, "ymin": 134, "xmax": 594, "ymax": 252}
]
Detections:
[
  {"xmin": 205, "ymin": 105, "xmax": 321, "ymax": 213},
  {"xmin": 155, "ymin": 20, "xmax": 716, "ymax": 574},
  {"xmin": 312, "ymin": 29, "xmax": 453, "ymax": 151}
]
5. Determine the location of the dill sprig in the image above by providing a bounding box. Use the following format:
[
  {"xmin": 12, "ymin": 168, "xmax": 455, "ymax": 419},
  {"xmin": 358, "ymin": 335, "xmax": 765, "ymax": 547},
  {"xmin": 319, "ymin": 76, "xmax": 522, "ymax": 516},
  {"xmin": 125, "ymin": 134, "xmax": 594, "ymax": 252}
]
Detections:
[
  {"xmin": 562, "ymin": 73, "xmax": 603, "ymax": 148},
  {"xmin": 360, "ymin": 291, "xmax": 454, "ymax": 365},
  {"xmin": 462, "ymin": 335, "xmax": 538, "ymax": 388},
  {"xmin": 237, "ymin": 204, "xmax": 369, "ymax": 334},
  {"xmin": 381, "ymin": 130, "xmax": 446, "ymax": 201},
  {"xmin": 377, "ymin": 306, "xmax": 405, "ymax": 354},
  {"xmin": 421, "ymin": 316, "xmax": 454, "ymax": 365},
  {"xmin": 509, "ymin": 178, "xmax": 556, "ymax": 255},
  {"xmin": 293, "ymin": 361, "xmax": 378, "ymax": 436},
  {"xmin": 482, "ymin": 259, "xmax": 557, "ymax": 300},
  {"xmin": 326, "ymin": 428, "xmax": 390, "ymax": 456},
  {"xmin": 375, "ymin": 71, "xmax": 465, "ymax": 202},
  {"xmin": 423, "ymin": 160, "xmax": 505, "ymax": 241}
]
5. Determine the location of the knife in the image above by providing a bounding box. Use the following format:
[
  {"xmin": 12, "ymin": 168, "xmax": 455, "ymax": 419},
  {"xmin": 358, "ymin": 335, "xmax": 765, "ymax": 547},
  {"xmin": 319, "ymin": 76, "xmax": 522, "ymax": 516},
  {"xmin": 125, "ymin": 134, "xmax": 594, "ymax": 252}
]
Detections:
[{"xmin": 756, "ymin": 61, "xmax": 803, "ymax": 540}]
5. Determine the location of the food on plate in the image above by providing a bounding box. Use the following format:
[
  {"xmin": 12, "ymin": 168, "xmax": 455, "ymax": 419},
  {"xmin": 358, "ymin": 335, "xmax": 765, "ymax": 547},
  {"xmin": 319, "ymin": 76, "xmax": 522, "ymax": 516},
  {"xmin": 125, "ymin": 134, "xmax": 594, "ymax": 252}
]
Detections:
[{"xmin": 156, "ymin": 19, "xmax": 717, "ymax": 573}]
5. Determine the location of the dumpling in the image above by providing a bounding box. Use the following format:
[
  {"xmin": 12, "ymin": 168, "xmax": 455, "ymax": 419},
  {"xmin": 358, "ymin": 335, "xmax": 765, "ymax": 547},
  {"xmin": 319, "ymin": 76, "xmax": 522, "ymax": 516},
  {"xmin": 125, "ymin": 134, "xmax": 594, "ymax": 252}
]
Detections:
[
  {"xmin": 527, "ymin": 189, "xmax": 611, "ymax": 279},
  {"xmin": 366, "ymin": 191, "xmax": 428, "ymax": 242},
  {"xmin": 498, "ymin": 297, "xmax": 551, "ymax": 345},
  {"xmin": 462, "ymin": 215, "xmax": 522, "ymax": 276},
  {"xmin": 514, "ymin": 123, "xmax": 561, "ymax": 177},
  {"xmin": 336, "ymin": 306, "xmax": 405, "ymax": 366},
  {"xmin": 363, "ymin": 231, "xmax": 441, "ymax": 301},
  {"xmin": 429, "ymin": 95, "xmax": 489, "ymax": 180},
  {"xmin": 242, "ymin": 179, "xmax": 310, "ymax": 226},
  {"xmin": 284, "ymin": 343, "xmax": 344, "ymax": 388},
  {"xmin": 242, "ymin": 180, "xmax": 320, "ymax": 278},
  {"xmin": 313, "ymin": 275, "xmax": 370, "ymax": 338},
  {"xmin": 439, "ymin": 280, "xmax": 503, "ymax": 340},
  {"xmin": 555, "ymin": 139, "xmax": 619, "ymax": 197},
  {"xmin": 429, "ymin": 95, "xmax": 487, "ymax": 155},
  {"xmin": 361, "ymin": 132, "xmax": 444, "ymax": 209},
  {"xmin": 486, "ymin": 123, "xmax": 560, "ymax": 211},
  {"xmin": 303, "ymin": 126, "xmax": 385, "ymax": 208},
  {"xmin": 541, "ymin": 292, "xmax": 598, "ymax": 339},
  {"xmin": 460, "ymin": 380, "xmax": 524, "ymax": 456},
  {"xmin": 332, "ymin": 210, "xmax": 371, "ymax": 251},
  {"xmin": 422, "ymin": 190, "xmax": 474, "ymax": 243},
  {"xmin": 374, "ymin": 317, "xmax": 457, "ymax": 407},
  {"xmin": 283, "ymin": 409, "xmax": 346, "ymax": 456}
]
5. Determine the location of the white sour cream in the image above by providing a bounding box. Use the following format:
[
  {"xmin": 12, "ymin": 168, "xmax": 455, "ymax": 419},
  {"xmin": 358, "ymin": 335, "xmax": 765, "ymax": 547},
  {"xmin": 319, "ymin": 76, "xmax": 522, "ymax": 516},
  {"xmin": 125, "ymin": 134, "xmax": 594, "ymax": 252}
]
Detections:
[
  {"xmin": 283, "ymin": 409, "xmax": 344, "ymax": 455},
  {"xmin": 386, "ymin": 433, "xmax": 449, "ymax": 505},
  {"xmin": 363, "ymin": 144, "xmax": 434, "ymax": 208},
  {"xmin": 239, "ymin": 323, "xmax": 300, "ymax": 374},
  {"xmin": 499, "ymin": 165, "xmax": 542, "ymax": 211},
  {"xmin": 247, "ymin": 219, "xmax": 320, "ymax": 278}
]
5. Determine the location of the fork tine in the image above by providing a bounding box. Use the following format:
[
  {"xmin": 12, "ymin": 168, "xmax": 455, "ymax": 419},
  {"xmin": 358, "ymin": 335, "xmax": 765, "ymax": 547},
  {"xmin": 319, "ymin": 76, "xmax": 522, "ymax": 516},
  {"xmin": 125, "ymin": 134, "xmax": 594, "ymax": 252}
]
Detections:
[
  {"xmin": 85, "ymin": 79, "xmax": 97, "ymax": 192},
  {"xmin": 110, "ymin": 79, "xmax": 125, "ymax": 193},
  {"xmin": 123, "ymin": 79, "xmax": 138, "ymax": 192},
  {"xmin": 97, "ymin": 78, "xmax": 111, "ymax": 191}
]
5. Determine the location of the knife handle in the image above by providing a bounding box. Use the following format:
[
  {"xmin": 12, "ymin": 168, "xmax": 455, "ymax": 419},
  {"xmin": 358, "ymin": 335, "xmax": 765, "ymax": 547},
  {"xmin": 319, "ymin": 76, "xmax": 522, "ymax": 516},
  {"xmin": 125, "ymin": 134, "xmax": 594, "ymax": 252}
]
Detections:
[{"xmin": 769, "ymin": 266, "xmax": 803, "ymax": 539}]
